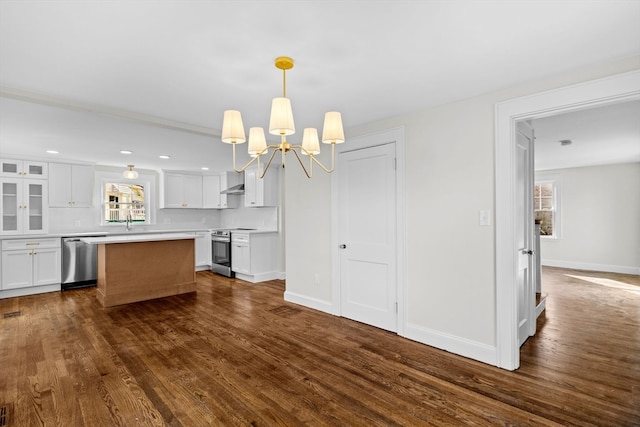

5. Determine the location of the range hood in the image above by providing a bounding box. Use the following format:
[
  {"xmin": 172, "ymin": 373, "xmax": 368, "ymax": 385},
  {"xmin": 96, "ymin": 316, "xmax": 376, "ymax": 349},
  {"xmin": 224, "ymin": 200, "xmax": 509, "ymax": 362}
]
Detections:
[{"xmin": 221, "ymin": 184, "xmax": 244, "ymax": 195}]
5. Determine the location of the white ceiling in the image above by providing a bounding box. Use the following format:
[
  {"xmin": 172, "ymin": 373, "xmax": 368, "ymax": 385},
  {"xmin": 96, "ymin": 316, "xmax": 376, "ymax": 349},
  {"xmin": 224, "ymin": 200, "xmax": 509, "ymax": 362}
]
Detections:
[
  {"xmin": 533, "ymin": 100, "xmax": 640, "ymax": 171},
  {"xmin": 1, "ymin": 1, "xmax": 639, "ymax": 172}
]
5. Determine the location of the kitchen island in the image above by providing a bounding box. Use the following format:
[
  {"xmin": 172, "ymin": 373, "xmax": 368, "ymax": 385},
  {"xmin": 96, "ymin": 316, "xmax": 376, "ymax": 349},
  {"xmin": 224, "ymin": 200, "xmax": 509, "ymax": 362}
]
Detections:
[{"xmin": 80, "ymin": 233, "xmax": 196, "ymax": 307}]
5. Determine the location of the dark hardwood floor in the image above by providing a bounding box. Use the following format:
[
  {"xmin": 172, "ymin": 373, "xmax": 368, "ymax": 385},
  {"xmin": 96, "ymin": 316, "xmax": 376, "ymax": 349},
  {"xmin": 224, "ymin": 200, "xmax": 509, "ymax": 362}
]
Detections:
[{"xmin": 1, "ymin": 267, "xmax": 638, "ymax": 426}]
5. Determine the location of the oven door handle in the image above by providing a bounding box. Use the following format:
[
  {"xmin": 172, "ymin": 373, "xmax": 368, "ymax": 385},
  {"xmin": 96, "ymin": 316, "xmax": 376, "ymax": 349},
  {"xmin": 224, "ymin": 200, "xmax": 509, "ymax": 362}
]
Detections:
[{"xmin": 211, "ymin": 237, "xmax": 231, "ymax": 243}]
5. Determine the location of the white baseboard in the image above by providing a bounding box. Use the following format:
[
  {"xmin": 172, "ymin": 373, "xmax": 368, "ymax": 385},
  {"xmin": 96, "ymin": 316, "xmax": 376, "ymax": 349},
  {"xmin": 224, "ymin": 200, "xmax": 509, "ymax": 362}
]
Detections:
[
  {"xmin": 0, "ymin": 283, "xmax": 61, "ymax": 299},
  {"xmin": 235, "ymin": 271, "xmax": 280, "ymax": 283},
  {"xmin": 542, "ymin": 259, "xmax": 640, "ymax": 275},
  {"xmin": 284, "ymin": 292, "xmax": 498, "ymax": 366},
  {"xmin": 284, "ymin": 291, "xmax": 336, "ymax": 315},
  {"xmin": 403, "ymin": 322, "xmax": 497, "ymax": 367}
]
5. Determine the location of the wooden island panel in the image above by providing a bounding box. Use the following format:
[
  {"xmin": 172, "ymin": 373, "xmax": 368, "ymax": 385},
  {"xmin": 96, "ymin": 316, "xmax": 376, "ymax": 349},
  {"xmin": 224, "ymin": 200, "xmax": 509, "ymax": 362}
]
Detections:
[{"xmin": 96, "ymin": 238, "xmax": 196, "ymax": 307}]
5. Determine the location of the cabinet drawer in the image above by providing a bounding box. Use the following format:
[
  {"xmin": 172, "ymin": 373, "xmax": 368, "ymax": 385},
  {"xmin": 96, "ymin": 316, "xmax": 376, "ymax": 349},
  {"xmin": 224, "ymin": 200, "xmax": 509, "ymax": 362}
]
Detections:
[
  {"xmin": 2, "ymin": 238, "xmax": 61, "ymax": 251},
  {"xmin": 231, "ymin": 233, "xmax": 250, "ymax": 243}
]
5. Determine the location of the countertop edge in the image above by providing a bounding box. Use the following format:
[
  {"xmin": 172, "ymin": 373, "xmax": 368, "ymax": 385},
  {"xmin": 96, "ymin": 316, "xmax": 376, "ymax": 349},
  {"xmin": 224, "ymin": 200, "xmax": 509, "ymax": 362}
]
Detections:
[{"xmin": 80, "ymin": 233, "xmax": 196, "ymax": 245}]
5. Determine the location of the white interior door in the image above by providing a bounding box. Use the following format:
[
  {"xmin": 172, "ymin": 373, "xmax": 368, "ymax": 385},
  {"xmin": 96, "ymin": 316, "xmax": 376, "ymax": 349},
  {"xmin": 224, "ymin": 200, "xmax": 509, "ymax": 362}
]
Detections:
[
  {"xmin": 338, "ymin": 143, "xmax": 397, "ymax": 332},
  {"xmin": 516, "ymin": 121, "xmax": 536, "ymax": 346}
]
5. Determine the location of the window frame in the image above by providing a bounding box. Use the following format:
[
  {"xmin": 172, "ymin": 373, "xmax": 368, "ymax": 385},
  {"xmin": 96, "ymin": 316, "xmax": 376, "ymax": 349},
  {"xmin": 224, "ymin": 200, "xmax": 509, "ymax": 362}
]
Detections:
[
  {"xmin": 97, "ymin": 172, "xmax": 154, "ymax": 227},
  {"xmin": 533, "ymin": 175, "xmax": 561, "ymax": 239}
]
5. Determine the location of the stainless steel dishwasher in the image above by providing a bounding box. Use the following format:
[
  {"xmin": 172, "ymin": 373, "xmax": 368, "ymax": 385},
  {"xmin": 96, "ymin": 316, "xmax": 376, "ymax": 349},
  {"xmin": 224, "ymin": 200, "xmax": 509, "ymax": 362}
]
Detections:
[{"xmin": 62, "ymin": 236, "xmax": 102, "ymax": 290}]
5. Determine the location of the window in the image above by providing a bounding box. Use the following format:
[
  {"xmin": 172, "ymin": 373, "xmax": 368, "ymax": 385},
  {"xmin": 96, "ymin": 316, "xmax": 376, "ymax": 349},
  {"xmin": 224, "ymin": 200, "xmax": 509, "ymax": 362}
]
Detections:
[
  {"xmin": 104, "ymin": 182, "xmax": 146, "ymax": 224},
  {"xmin": 534, "ymin": 180, "xmax": 559, "ymax": 237}
]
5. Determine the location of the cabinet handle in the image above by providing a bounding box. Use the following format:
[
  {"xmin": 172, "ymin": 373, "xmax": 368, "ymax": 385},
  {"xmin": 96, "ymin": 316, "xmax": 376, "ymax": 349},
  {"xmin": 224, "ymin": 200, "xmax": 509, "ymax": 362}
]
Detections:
[{"xmin": 25, "ymin": 242, "xmax": 40, "ymax": 246}]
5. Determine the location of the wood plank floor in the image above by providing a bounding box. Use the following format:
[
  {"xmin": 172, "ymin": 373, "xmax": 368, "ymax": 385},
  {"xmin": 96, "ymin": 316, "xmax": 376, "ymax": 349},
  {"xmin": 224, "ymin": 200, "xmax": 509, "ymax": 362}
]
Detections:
[{"xmin": 1, "ymin": 267, "xmax": 638, "ymax": 426}]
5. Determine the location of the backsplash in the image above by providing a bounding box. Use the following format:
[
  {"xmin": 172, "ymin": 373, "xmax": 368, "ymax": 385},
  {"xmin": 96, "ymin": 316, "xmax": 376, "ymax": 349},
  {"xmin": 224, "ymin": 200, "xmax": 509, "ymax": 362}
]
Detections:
[{"xmin": 220, "ymin": 205, "xmax": 278, "ymax": 230}]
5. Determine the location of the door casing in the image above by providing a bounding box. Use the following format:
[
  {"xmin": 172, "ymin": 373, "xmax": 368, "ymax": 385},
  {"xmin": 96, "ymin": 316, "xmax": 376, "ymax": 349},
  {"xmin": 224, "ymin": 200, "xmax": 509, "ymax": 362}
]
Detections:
[{"xmin": 495, "ymin": 69, "xmax": 640, "ymax": 370}]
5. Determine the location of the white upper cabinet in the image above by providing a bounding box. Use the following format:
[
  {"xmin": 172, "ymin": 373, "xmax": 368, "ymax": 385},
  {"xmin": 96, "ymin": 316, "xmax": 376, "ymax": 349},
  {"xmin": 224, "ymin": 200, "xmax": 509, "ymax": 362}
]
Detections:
[
  {"xmin": 0, "ymin": 159, "xmax": 48, "ymax": 179},
  {"xmin": 160, "ymin": 172, "xmax": 203, "ymax": 208},
  {"xmin": 0, "ymin": 178, "xmax": 48, "ymax": 234},
  {"xmin": 203, "ymin": 175, "xmax": 226, "ymax": 209},
  {"xmin": 202, "ymin": 172, "xmax": 242, "ymax": 209},
  {"xmin": 244, "ymin": 166, "xmax": 278, "ymax": 207},
  {"xmin": 48, "ymin": 163, "xmax": 94, "ymax": 207}
]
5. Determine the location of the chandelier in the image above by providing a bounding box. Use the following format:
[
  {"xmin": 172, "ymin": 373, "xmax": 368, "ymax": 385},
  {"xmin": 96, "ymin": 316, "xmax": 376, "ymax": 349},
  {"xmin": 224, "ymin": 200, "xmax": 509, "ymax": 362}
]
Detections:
[{"xmin": 221, "ymin": 56, "xmax": 345, "ymax": 178}]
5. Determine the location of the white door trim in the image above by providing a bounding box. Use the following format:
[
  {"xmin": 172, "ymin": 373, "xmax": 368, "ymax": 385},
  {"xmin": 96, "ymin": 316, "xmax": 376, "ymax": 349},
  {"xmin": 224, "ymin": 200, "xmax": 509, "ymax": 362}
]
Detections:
[
  {"xmin": 331, "ymin": 127, "xmax": 406, "ymax": 336},
  {"xmin": 495, "ymin": 69, "xmax": 640, "ymax": 370}
]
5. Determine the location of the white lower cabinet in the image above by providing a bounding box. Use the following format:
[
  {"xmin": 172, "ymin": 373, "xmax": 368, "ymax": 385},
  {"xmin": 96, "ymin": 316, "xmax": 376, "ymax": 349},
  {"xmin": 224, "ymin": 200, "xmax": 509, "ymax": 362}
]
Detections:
[
  {"xmin": 1, "ymin": 238, "xmax": 61, "ymax": 293},
  {"xmin": 231, "ymin": 232, "xmax": 278, "ymax": 283},
  {"xmin": 231, "ymin": 233, "xmax": 250, "ymax": 275},
  {"xmin": 194, "ymin": 231, "xmax": 211, "ymax": 270}
]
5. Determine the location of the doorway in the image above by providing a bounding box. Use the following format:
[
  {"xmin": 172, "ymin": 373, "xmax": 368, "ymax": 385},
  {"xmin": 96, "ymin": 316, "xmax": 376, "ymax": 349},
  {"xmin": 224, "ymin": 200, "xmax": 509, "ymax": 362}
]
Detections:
[{"xmin": 495, "ymin": 70, "xmax": 640, "ymax": 370}]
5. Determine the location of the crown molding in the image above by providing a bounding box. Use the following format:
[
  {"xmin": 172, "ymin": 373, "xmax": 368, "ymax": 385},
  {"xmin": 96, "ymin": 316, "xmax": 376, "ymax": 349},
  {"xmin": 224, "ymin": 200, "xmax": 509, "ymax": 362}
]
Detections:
[{"xmin": 0, "ymin": 85, "xmax": 220, "ymax": 138}]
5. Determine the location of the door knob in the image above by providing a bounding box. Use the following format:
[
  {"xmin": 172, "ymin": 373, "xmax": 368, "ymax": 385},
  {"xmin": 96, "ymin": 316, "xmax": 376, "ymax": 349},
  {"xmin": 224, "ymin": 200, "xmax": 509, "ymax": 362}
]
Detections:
[
  {"xmin": 339, "ymin": 244, "xmax": 347, "ymax": 249},
  {"xmin": 522, "ymin": 249, "xmax": 534, "ymax": 255}
]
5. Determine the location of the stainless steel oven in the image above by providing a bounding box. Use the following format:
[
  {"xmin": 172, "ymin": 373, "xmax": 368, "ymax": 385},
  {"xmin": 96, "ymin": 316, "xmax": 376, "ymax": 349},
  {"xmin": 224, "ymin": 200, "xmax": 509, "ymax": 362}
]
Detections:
[{"xmin": 211, "ymin": 230, "xmax": 234, "ymax": 277}]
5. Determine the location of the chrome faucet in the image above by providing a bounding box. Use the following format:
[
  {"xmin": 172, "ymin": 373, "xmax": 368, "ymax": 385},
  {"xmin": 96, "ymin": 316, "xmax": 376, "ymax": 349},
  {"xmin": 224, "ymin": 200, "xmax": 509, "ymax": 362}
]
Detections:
[{"xmin": 125, "ymin": 210, "xmax": 133, "ymax": 231}]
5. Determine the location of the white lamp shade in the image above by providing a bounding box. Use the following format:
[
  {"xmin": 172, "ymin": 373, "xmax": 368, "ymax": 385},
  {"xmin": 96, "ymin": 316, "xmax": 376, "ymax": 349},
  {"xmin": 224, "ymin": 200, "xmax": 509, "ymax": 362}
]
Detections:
[
  {"xmin": 123, "ymin": 165, "xmax": 139, "ymax": 179},
  {"xmin": 269, "ymin": 97, "xmax": 295, "ymax": 136},
  {"xmin": 301, "ymin": 128, "xmax": 320, "ymax": 156},
  {"xmin": 321, "ymin": 111, "xmax": 345, "ymax": 144},
  {"xmin": 221, "ymin": 110, "xmax": 246, "ymax": 144},
  {"xmin": 248, "ymin": 127, "xmax": 267, "ymax": 156}
]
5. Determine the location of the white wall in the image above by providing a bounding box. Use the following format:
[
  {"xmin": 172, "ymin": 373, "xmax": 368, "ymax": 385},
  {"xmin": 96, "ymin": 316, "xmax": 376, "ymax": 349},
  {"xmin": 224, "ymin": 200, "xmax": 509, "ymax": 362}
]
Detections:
[
  {"xmin": 537, "ymin": 162, "xmax": 640, "ymax": 274},
  {"xmin": 285, "ymin": 55, "xmax": 640, "ymax": 366}
]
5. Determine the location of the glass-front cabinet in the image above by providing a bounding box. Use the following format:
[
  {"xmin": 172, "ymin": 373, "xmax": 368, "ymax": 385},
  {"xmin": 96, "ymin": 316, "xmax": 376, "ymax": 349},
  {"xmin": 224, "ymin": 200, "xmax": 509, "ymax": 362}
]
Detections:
[
  {"xmin": 0, "ymin": 159, "xmax": 48, "ymax": 179},
  {"xmin": 0, "ymin": 178, "xmax": 48, "ymax": 234}
]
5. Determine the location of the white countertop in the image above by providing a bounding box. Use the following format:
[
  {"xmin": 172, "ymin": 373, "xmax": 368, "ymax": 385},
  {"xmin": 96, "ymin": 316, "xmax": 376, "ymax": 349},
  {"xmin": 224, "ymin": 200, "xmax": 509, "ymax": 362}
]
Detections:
[
  {"xmin": 0, "ymin": 227, "xmax": 278, "ymax": 240},
  {"xmin": 79, "ymin": 233, "xmax": 196, "ymax": 245}
]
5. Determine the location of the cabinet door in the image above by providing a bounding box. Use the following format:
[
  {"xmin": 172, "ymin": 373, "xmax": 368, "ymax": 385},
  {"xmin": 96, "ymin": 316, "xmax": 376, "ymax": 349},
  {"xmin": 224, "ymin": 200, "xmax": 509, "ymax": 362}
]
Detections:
[
  {"xmin": 24, "ymin": 180, "xmax": 48, "ymax": 234},
  {"xmin": 244, "ymin": 167, "xmax": 277, "ymax": 207},
  {"xmin": 1, "ymin": 250, "xmax": 32, "ymax": 289},
  {"xmin": 24, "ymin": 161, "xmax": 48, "ymax": 179},
  {"xmin": 70, "ymin": 165, "xmax": 94, "ymax": 207},
  {"xmin": 195, "ymin": 232, "xmax": 211, "ymax": 267},
  {"xmin": 0, "ymin": 159, "xmax": 23, "ymax": 177},
  {"xmin": 163, "ymin": 173, "xmax": 185, "ymax": 208},
  {"xmin": 48, "ymin": 163, "xmax": 73, "ymax": 207},
  {"xmin": 1, "ymin": 179, "xmax": 22, "ymax": 233},
  {"xmin": 182, "ymin": 175, "xmax": 203, "ymax": 208},
  {"xmin": 244, "ymin": 168, "xmax": 259, "ymax": 207},
  {"xmin": 32, "ymin": 247, "xmax": 61, "ymax": 286},
  {"xmin": 202, "ymin": 175, "xmax": 223, "ymax": 208},
  {"xmin": 231, "ymin": 242, "xmax": 250, "ymax": 274}
]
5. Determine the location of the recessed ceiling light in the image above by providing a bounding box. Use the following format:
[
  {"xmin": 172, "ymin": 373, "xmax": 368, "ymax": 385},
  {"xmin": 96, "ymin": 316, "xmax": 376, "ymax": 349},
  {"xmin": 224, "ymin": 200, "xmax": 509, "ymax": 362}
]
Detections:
[
  {"xmin": 201, "ymin": 167, "xmax": 209, "ymax": 171},
  {"xmin": 46, "ymin": 150, "xmax": 59, "ymax": 154},
  {"xmin": 120, "ymin": 150, "xmax": 133, "ymax": 154},
  {"xmin": 159, "ymin": 155, "xmax": 170, "ymax": 159}
]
